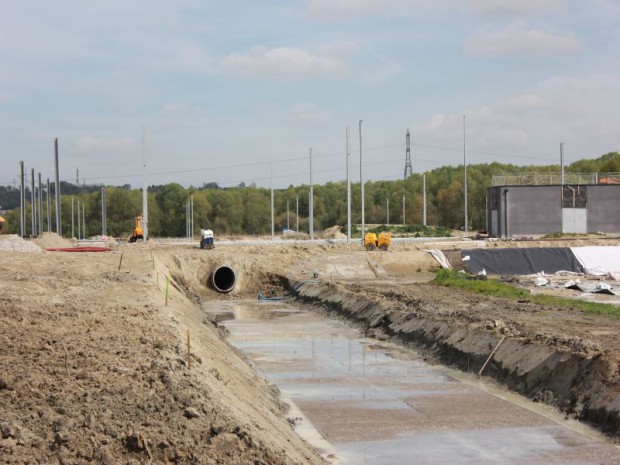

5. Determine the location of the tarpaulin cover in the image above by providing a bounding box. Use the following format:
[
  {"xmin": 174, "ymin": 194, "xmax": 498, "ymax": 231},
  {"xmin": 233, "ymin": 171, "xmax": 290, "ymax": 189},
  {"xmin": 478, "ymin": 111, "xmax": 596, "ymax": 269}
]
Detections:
[
  {"xmin": 570, "ymin": 246, "xmax": 620, "ymax": 275},
  {"xmin": 463, "ymin": 247, "xmax": 582, "ymax": 275},
  {"xmin": 45, "ymin": 247, "xmax": 111, "ymax": 252}
]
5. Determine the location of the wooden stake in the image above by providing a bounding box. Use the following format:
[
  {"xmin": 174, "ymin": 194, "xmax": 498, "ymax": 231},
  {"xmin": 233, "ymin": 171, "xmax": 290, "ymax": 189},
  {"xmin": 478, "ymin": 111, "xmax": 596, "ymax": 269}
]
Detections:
[
  {"xmin": 478, "ymin": 336, "xmax": 506, "ymax": 377},
  {"xmin": 118, "ymin": 252, "xmax": 124, "ymax": 271},
  {"xmin": 165, "ymin": 275, "xmax": 170, "ymax": 306},
  {"xmin": 186, "ymin": 329, "xmax": 191, "ymax": 371}
]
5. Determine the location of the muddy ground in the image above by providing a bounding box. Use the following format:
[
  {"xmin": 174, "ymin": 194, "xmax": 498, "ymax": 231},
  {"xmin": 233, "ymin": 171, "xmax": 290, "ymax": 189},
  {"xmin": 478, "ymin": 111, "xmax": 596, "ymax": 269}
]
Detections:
[{"xmin": 2, "ymin": 235, "xmax": 620, "ymax": 463}]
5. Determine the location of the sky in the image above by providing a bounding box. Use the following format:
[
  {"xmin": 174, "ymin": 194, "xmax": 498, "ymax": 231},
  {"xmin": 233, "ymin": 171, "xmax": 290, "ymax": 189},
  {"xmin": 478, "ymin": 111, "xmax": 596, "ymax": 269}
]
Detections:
[{"xmin": 1, "ymin": 0, "xmax": 619, "ymax": 189}]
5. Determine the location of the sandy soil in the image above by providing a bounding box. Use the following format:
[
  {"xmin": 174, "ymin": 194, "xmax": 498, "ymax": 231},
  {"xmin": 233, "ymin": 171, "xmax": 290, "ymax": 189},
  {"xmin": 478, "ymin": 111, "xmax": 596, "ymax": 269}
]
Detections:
[{"xmin": 3, "ymin": 235, "xmax": 620, "ymax": 463}]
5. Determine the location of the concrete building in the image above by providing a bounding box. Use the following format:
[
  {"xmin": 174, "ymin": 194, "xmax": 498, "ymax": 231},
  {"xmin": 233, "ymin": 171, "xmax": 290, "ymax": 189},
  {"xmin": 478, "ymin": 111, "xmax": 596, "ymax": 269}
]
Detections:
[{"xmin": 487, "ymin": 176, "xmax": 620, "ymax": 237}]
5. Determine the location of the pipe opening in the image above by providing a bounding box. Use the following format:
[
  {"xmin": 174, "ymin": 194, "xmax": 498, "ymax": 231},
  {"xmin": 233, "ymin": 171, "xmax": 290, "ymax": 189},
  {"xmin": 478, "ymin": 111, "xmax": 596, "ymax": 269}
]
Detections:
[{"xmin": 210, "ymin": 265, "xmax": 236, "ymax": 293}]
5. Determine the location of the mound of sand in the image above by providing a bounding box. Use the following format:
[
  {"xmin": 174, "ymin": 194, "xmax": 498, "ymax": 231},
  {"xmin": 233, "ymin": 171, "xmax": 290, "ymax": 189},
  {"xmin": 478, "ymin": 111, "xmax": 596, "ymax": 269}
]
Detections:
[
  {"xmin": 321, "ymin": 225, "xmax": 346, "ymax": 239},
  {"xmin": 33, "ymin": 232, "xmax": 74, "ymax": 249},
  {"xmin": 0, "ymin": 234, "xmax": 43, "ymax": 253}
]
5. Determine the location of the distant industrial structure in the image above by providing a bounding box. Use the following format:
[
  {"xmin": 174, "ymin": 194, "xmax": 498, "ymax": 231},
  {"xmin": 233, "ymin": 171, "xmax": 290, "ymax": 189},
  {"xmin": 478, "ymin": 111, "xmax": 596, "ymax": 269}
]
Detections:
[
  {"xmin": 404, "ymin": 129, "xmax": 412, "ymax": 180},
  {"xmin": 487, "ymin": 173, "xmax": 620, "ymax": 237}
]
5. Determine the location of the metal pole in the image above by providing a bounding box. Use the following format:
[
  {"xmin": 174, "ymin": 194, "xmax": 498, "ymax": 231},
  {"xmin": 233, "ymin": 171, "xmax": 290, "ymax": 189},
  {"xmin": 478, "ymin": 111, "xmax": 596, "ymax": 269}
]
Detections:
[
  {"xmin": 386, "ymin": 198, "xmax": 389, "ymax": 225},
  {"xmin": 19, "ymin": 162, "xmax": 24, "ymax": 237},
  {"xmin": 38, "ymin": 173, "xmax": 43, "ymax": 234},
  {"xmin": 190, "ymin": 195, "xmax": 194, "ymax": 240},
  {"xmin": 186, "ymin": 199, "xmax": 189, "ymax": 239},
  {"xmin": 309, "ymin": 148, "xmax": 314, "ymax": 240},
  {"xmin": 82, "ymin": 203, "xmax": 86, "ymax": 239},
  {"xmin": 463, "ymin": 115, "xmax": 468, "ymax": 233},
  {"xmin": 46, "ymin": 178, "xmax": 51, "ymax": 232},
  {"xmin": 560, "ymin": 142, "xmax": 565, "ymax": 185},
  {"xmin": 71, "ymin": 197, "xmax": 74, "ymax": 238},
  {"xmin": 54, "ymin": 138, "xmax": 62, "ymax": 236},
  {"xmin": 423, "ymin": 174, "xmax": 427, "ymax": 226},
  {"xmin": 287, "ymin": 200, "xmax": 290, "ymax": 231},
  {"xmin": 296, "ymin": 196, "xmax": 299, "ymax": 233},
  {"xmin": 402, "ymin": 195, "xmax": 406, "ymax": 225},
  {"xmin": 142, "ymin": 126, "xmax": 148, "ymax": 241},
  {"xmin": 359, "ymin": 120, "xmax": 365, "ymax": 241},
  {"xmin": 101, "ymin": 187, "xmax": 107, "ymax": 236},
  {"xmin": 346, "ymin": 125, "xmax": 351, "ymax": 242},
  {"xmin": 271, "ymin": 163, "xmax": 275, "ymax": 239},
  {"xmin": 77, "ymin": 200, "xmax": 81, "ymax": 239},
  {"xmin": 31, "ymin": 168, "xmax": 35, "ymax": 236}
]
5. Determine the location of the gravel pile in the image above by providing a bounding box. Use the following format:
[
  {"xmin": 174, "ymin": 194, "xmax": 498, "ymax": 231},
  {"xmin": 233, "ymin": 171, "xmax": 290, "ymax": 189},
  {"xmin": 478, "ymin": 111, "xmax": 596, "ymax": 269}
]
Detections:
[{"xmin": 0, "ymin": 235, "xmax": 43, "ymax": 253}]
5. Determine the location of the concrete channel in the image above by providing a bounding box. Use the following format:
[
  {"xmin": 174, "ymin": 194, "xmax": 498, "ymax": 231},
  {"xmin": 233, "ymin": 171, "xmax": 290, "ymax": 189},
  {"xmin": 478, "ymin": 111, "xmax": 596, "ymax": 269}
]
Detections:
[{"xmin": 204, "ymin": 300, "xmax": 620, "ymax": 464}]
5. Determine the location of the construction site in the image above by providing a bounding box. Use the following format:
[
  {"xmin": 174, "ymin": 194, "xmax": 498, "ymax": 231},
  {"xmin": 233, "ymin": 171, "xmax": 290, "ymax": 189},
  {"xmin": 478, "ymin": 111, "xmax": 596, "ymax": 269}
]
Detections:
[{"xmin": 2, "ymin": 230, "xmax": 620, "ymax": 464}]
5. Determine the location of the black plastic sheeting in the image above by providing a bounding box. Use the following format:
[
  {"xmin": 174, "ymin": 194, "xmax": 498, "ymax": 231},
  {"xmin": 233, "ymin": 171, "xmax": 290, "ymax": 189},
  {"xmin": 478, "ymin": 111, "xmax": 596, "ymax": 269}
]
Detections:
[{"xmin": 464, "ymin": 248, "xmax": 583, "ymax": 275}]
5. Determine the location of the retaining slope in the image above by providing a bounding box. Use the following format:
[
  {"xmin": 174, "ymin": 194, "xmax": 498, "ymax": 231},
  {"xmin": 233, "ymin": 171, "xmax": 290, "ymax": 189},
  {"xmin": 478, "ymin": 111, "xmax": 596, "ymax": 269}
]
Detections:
[{"xmin": 292, "ymin": 279, "xmax": 620, "ymax": 437}]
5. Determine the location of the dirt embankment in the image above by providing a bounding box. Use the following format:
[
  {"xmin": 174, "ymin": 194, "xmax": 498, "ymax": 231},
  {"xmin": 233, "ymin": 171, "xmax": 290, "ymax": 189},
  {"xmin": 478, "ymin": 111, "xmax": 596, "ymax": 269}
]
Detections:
[
  {"xmin": 0, "ymin": 247, "xmax": 324, "ymax": 464},
  {"xmin": 292, "ymin": 277, "xmax": 620, "ymax": 437}
]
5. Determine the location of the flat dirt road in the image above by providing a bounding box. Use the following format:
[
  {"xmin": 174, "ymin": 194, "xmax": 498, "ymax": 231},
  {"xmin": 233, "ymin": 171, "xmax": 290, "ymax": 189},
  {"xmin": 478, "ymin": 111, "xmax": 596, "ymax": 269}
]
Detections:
[{"xmin": 2, "ymin": 234, "xmax": 620, "ymax": 463}]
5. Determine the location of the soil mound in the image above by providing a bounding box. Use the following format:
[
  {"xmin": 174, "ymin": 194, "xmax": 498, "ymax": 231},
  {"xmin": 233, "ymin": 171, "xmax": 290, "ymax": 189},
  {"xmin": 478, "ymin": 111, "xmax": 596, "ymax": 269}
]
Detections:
[
  {"xmin": 0, "ymin": 235, "xmax": 43, "ymax": 253},
  {"xmin": 321, "ymin": 225, "xmax": 346, "ymax": 239},
  {"xmin": 33, "ymin": 232, "xmax": 74, "ymax": 249}
]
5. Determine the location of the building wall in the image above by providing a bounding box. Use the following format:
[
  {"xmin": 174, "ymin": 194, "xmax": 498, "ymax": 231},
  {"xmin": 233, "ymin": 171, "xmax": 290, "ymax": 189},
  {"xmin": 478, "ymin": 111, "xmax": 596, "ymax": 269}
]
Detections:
[
  {"xmin": 489, "ymin": 184, "xmax": 620, "ymax": 237},
  {"xmin": 587, "ymin": 186, "xmax": 620, "ymax": 233}
]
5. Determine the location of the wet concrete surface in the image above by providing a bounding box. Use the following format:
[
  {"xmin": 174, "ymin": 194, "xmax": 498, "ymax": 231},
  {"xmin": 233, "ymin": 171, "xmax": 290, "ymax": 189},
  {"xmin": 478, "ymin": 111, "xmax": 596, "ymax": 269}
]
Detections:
[{"xmin": 204, "ymin": 301, "xmax": 620, "ymax": 464}]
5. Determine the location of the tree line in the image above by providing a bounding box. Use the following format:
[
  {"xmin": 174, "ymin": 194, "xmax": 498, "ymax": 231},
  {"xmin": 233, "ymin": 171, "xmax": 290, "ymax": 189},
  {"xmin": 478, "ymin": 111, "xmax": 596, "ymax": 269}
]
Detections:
[{"xmin": 1, "ymin": 152, "xmax": 618, "ymax": 238}]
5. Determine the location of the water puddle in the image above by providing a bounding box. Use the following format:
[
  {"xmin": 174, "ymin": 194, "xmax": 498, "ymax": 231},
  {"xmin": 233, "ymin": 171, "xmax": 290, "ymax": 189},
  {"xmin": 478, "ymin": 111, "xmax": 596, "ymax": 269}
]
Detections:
[{"xmin": 203, "ymin": 301, "xmax": 620, "ymax": 464}]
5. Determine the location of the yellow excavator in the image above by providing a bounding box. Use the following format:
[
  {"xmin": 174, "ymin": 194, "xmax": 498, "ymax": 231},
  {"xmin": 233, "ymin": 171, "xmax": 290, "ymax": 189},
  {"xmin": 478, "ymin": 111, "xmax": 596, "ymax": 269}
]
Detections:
[
  {"xmin": 129, "ymin": 216, "xmax": 144, "ymax": 243},
  {"xmin": 0, "ymin": 216, "xmax": 5, "ymax": 234},
  {"xmin": 364, "ymin": 231, "xmax": 391, "ymax": 251}
]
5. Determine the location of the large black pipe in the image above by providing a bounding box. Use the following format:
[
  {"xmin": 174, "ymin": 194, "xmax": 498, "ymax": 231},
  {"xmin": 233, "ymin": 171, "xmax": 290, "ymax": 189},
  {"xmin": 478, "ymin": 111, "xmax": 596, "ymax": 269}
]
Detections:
[{"xmin": 210, "ymin": 265, "xmax": 236, "ymax": 293}]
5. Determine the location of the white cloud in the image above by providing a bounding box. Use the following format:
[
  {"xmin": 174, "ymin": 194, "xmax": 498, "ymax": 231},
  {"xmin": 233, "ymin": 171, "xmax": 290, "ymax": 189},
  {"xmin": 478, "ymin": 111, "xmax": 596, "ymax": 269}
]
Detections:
[
  {"xmin": 307, "ymin": 0, "xmax": 563, "ymax": 20},
  {"xmin": 413, "ymin": 74, "xmax": 620, "ymax": 164},
  {"xmin": 289, "ymin": 103, "xmax": 330, "ymax": 125},
  {"xmin": 460, "ymin": 0, "xmax": 565, "ymax": 16},
  {"xmin": 307, "ymin": 0, "xmax": 438, "ymax": 20},
  {"xmin": 464, "ymin": 21, "xmax": 581, "ymax": 57},
  {"xmin": 221, "ymin": 46, "xmax": 347, "ymax": 78}
]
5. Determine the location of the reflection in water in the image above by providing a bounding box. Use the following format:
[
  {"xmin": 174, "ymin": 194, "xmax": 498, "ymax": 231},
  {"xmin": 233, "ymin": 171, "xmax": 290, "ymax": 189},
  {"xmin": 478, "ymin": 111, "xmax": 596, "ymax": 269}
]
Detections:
[{"xmin": 202, "ymin": 301, "xmax": 620, "ymax": 465}]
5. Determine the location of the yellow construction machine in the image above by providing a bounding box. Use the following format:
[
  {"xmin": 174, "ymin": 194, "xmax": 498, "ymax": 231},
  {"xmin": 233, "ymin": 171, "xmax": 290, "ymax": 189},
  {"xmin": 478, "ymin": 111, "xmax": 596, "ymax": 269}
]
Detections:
[
  {"xmin": 364, "ymin": 231, "xmax": 391, "ymax": 251},
  {"xmin": 129, "ymin": 216, "xmax": 144, "ymax": 243}
]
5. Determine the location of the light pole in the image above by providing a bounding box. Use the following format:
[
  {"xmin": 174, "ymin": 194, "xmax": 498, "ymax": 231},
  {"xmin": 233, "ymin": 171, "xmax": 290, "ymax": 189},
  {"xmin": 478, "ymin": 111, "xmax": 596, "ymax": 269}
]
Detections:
[
  {"xmin": 359, "ymin": 120, "xmax": 364, "ymax": 241},
  {"xmin": 463, "ymin": 115, "xmax": 468, "ymax": 233},
  {"xmin": 309, "ymin": 148, "xmax": 314, "ymax": 240},
  {"xmin": 346, "ymin": 125, "xmax": 351, "ymax": 242}
]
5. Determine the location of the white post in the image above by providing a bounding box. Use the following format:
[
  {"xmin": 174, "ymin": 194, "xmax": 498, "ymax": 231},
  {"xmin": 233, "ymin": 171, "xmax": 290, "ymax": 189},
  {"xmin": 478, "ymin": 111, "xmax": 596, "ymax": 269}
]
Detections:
[
  {"xmin": 463, "ymin": 115, "xmax": 468, "ymax": 233},
  {"xmin": 71, "ymin": 197, "xmax": 74, "ymax": 238},
  {"xmin": 54, "ymin": 138, "xmax": 62, "ymax": 236},
  {"xmin": 423, "ymin": 174, "xmax": 427, "ymax": 226},
  {"xmin": 30, "ymin": 168, "xmax": 36, "ymax": 236},
  {"xmin": 38, "ymin": 173, "xmax": 43, "ymax": 235},
  {"xmin": 142, "ymin": 126, "xmax": 148, "ymax": 241},
  {"xmin": 386, "ymin": 198, "xmax": 389, "ymax": 225},
  {"xmin": 287, "ymin": 200, "xmax": 290, "ymax": 231},
  {"xmin": 346, "ymin": 125, "xmax": 351, "ymax": 242},
  {"xmin": 191, "ymin": 195, "xmax": 194, "ymax": 240},
  {"xmin": 19, "ymin": 162, "xmax": 23, "ymax": 237},
  {"xmin": 560, "ymin": 142, "xmax": 565, "ymax": 185},
  {"xmin": 82, "ymin": 203, "xmax": 86, "ymax": 239},
  {"xmin": 309, "ymin": 148, "xmax": 314, "ymax": 240},
  {"xmin": 359, "ymin": 120, "xmax": 364, "ymax": 241},
  {"xmin": 402, "ymin": 195, "xmax": 406, "ymax": 225},
  {"xmin": 271, "ymin": 163, "xmax": 275, "ymax": 239},
  {"xmin": 296, "ymin": 196, "xmax": 299, "ymax": 233}
]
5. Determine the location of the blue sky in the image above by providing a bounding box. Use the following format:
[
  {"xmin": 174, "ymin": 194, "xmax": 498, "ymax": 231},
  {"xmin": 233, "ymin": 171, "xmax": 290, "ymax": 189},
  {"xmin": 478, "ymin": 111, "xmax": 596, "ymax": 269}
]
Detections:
[{"xmin": 1, "ymin": 0, "xmax": 618, "ymax": 189}]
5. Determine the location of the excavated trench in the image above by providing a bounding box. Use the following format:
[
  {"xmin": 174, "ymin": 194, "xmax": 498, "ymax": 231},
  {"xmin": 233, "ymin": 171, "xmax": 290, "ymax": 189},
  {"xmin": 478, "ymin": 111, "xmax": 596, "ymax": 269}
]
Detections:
[
  {"xmin": 160, "ymin": 248, "xmax": 620, "ymax": 445},
  {"xmin": 290, "ymin": 278, "xmax": 620, "ymax": 439}
]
